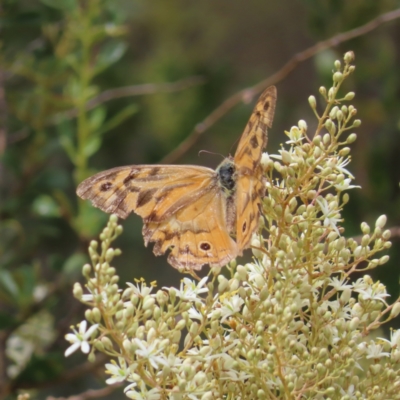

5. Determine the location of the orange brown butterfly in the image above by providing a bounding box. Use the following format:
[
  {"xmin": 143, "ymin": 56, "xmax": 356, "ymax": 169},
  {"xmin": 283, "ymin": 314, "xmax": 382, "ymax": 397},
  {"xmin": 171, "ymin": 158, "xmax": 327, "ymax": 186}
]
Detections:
[{"xmin": 77, "ymin": 86, "xmax": 277, "ymax": 271}]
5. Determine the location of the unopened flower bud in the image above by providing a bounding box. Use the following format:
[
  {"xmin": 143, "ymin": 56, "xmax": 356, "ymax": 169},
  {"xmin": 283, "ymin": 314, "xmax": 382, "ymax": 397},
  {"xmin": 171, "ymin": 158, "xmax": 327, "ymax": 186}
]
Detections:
[
  {"xmin": 375, "ymin": 215, "xmax": 387, "ymax": 229},
  {"xmin": 308, "ymin": 96, "xmax": 316, "ymax": 109},
  {"xmin": 333, "ymin": 72, "xmax": 343, "ymax": 83}
]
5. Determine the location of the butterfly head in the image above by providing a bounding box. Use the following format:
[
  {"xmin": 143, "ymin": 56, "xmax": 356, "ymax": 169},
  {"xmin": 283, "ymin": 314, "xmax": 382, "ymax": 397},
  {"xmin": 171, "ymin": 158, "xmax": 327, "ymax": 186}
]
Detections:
[{"xmin": 216, "ymin": 157, "xmax": 236, "ymax": 196}]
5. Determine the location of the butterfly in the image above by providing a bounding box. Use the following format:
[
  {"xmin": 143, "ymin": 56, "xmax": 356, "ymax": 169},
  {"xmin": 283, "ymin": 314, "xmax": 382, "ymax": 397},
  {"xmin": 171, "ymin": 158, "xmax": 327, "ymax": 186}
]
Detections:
[{"xmin": 77, "ymin": 86, "xmax": 277, "ymax": 271}]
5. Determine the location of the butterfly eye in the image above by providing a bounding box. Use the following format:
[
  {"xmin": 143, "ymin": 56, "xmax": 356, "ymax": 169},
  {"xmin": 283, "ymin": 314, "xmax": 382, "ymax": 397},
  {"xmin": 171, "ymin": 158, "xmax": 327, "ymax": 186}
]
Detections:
[
  {"xmin": 199, "ymin": 242, "xmax": 211, "ymax": 251},
  {"xmin": 100, "ymin": 182, "xmax": 113, "ymax": 191}
]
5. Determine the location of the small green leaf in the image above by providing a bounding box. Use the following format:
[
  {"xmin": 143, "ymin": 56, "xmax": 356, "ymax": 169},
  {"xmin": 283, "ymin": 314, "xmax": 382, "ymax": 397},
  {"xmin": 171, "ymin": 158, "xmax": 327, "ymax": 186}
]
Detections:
[
  {"xmin": 75, "ymin": 203, "xmax": 108, "ymax": 238},
  {"xmin": 98, "ymin": 104, "xmax": 139, "ymax": 136},
  {"xmin": 89, "ymin": 107, "xmax": 107, "ymax": 132},
  {"xmin": 57, "ymin": 120, "xmax": 76, "ymax": 163},
  {"xmin": 94, "ymin": 41, "xmax": 127, "ymax": 75},
  {"xmin": 63, "ymin": 253, "xmax": 89, "ymax": 275},
  {"xmin": 0, "ymin": 270, "xmax": 19, "ymax": 299},
  {"xmin": 83, "ymin": 136, "xmax": 101, "ymax": 158}
]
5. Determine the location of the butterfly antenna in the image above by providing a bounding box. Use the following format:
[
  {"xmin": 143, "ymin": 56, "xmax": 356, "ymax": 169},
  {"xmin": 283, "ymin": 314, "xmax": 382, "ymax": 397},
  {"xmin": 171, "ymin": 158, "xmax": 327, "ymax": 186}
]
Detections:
[
  {"xmin": 198, "ymin": 149, "xmax": 225, "ymax": 160},
  {"xmin": 229, "ymin": 136, "xmax": 241, "ymax": 156}
]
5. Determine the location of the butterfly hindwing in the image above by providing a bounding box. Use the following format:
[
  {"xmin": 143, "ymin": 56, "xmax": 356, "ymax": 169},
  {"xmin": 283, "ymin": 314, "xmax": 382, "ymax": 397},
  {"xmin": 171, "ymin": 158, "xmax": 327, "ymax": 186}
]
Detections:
[{"xmin": 143, "ymin": 190, "xmax": 238, "ymax": 270}]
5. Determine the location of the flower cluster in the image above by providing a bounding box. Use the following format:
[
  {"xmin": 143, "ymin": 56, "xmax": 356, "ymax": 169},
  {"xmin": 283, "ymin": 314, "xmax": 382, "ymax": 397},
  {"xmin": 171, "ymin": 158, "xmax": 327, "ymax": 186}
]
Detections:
[{"xmin": 67, "ymin": 52, "xmax": 400, "ymax": 399}]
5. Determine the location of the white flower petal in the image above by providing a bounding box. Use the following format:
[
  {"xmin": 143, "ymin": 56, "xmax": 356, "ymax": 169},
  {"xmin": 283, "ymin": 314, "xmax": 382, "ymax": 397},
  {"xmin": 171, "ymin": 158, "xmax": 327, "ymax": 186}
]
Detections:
[{"xmin": 65, "ymin": 342, "xmax": 80, "ymax": 357}]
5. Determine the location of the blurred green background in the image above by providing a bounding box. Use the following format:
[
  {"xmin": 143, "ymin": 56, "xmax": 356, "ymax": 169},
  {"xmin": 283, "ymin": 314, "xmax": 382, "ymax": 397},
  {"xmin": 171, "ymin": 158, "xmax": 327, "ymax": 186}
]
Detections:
[{"xmin": 1, "ymin": 0, "xmax": 400, "ymax": 398}]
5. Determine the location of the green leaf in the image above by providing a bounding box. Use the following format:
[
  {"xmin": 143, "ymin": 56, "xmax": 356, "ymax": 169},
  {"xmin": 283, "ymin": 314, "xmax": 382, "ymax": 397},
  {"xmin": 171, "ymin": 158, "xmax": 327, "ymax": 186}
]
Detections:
[
  {"xmin": 40, "ymin": 0, "xmax": 77, "ymax": 11},
  {"xmin": 94, "ymin": 41, "xmax": 128, "ymax": 75},
  {"xmin": 97, "ymin": 103, "xmax": 139, "ymax": 136},
  {"xmin": 57, "ymin": 120, "xmax": 76, "ymax": 163},
  {"xmin": 63, "ymin": 252, "xmax": 88, "ymax": 276},
  {"xmin": 75, "ymin": 202, "xmax": 108, "ymax": 238},
  {"xmin": 32, "ymin": 195, "xmax": 61, "ymax": 217},
  {"xmin": 89, "ymin": 106, "xmax": 107, "ymax": 133},
  {"xmin": 83, "ymin": 136, "xmax": 101, "ymax": 158},
  {"xmin": 0, "ymin": 270, "xmax": 19, "ymax": 299}
]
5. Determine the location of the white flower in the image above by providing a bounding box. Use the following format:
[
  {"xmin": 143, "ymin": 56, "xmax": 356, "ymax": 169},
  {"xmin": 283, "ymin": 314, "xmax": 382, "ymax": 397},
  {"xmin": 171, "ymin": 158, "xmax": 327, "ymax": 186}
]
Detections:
[
  {"xmin": 320, "ymin": 156, "xmax": 355, "ymax": 178},
  {"xmin": 64, "ymin": 320, "xmax": 98, "ymax": 356},
  {"xmin": 366, "ymin": 341, "xmax": 389, "ymax": 359},
  {"xmin": 161, "ymin": 353, "xmax": 182, "ymax": 372},
  {"xmin": 105, "ymin": 357, "xmax": 130, "ymax": 385},
  {"xmin": 188, "ymin": 306, "xmax": 203, "ymax": 321},
  {"xmin": 125, "ymin": 381, "xmax": 161, "ymax": 400},
  {"xmin": 339, "ymin": 384, "xmax": 356, "ymax": 399},
  {"xmin": 133, "ymin": 338, "xmax": 167, "ymax": 369},
  {"xmin": 81, "ymin": 286, "xmax": 106, "ymax": 303},
  {"xmin": 246, "ymin": 262, "xmax": 267, "ymax": 285},
  {"xmin": 82, "ymin": 285, "xmax": 122, "ymax": 306},
  {"xmin": 172, "ymin": 276, "xmax": 208, "ymax": 303},
  {"xmin": 222, "ymin": 369, "xmax": 253, "ymax": 382},
  {"xmin": 334, "ymin": 178, "xmax": 360, "ymax": 191},
  {"xmin": 329, "ymin": 276, "xmax": 353, "ymax": 291},
  {"xmin": 218, "ymin": 295, "xmax": 244, "ymax": 323},
  {"xmin": 352, "ymin": 277, "xmax": 369, "ymax": 292},
  {"xmin": 126, "ymin": 281, "xmax": 154, "ymax": 297},
  {"xmin": 285, "ymin": 126, "xmax": 305, "ymax": 143},
  {"xmin": 316, "ymin": 197, "xmax": 341, "ymax": 235},
  {"xmin": 335, "ymin": 156, "xmax": 355, "ymax": 178},
  {"xmin": 354, "ymin": 285, "xmax": 390, "ymax": 304},
  {"xmin": 378, "ymin": 329, "xmax": 400, "ymax": 348}
]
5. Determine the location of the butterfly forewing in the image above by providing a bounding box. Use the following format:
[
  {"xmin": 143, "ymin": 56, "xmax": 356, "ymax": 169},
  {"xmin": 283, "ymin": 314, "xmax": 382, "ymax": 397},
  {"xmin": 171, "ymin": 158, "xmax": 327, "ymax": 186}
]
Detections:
[
  {"xmin": 234, "ymin": 86, "xmax": 277, "ymax": 252},
  {"xmin": 77, "ymin": 165, "xmax": 214, "ymax": 221}
]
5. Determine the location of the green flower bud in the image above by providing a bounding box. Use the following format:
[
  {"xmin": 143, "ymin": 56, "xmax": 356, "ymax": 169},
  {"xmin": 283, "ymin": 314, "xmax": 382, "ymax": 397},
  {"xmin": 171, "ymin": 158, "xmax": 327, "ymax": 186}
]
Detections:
[
  {"xmin": 333, "ymin": 72, "xmax": 343, "ymax": 83},
  {"xmin": 329, "ymin": 106, "xmax": 339, "ymax": 120},
  {"xmin": 308, "ymin": 96, "xmax": 316, "ymax": 109},
  {"xmin": 390, "ymin": 302, "xmax": 400, "ymax": 318},
  {"xmin": 339, "ymin": 147, "xmax": 350, "ymax": 157},
  {"xmin": 344, "ymin": 92, "xmax": 355, "ymax": 101},
  {"xmin": 143, "ymin": 297, "xmax": 155, "ymax": 310},
  {"xmin": 281, "ymin": 150, "xmax": 292, "ymax": 164},
  {"xmin": 298, "ymin": 119, "xmax": 307, "ymax": 131},
  {"xmin": 360, "ymin": 222, "xmax": 370, "ymax": 234},
  {"xmin": 73, "ymin": 283, "xmax": 83, "ymax": 299},
  {"xmin": 375, "ymin": 215, "xmax": 387, "ymax": 229},
  {"xmin": 344, "ymin": 51, "xmax": 355, "ymax": 63},
  {"xmin": 379, "ymin": 255, "xmax": 389, "ymax": 265}
]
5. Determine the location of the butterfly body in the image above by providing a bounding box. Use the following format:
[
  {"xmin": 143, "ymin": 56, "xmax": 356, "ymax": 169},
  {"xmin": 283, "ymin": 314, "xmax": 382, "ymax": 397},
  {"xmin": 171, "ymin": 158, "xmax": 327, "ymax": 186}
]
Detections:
[{"xmin": 77, "ymin": 86, "xmax": 277, "ymax": 271}]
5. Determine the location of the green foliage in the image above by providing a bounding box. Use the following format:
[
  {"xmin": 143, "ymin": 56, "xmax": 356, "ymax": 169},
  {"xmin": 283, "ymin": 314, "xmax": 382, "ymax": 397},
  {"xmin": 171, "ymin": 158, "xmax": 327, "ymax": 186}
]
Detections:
[
  {"xmin": 2, "ymin": 1, "xmax": 400, "ymax": 399},
  {"xmin": 0, "ymin": 0, "xmax": 133, "ymax": 396},
  {"xmin": 67, "ymin": 54, "xmax": 400, "ymax": 399}
]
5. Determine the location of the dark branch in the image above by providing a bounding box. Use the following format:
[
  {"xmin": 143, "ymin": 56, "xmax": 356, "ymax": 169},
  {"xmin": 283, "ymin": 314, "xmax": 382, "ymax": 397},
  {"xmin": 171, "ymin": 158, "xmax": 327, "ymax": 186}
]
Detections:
[{"xmin": 161, "ymin": 8, "xmax": 400, "ymax": 164}]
